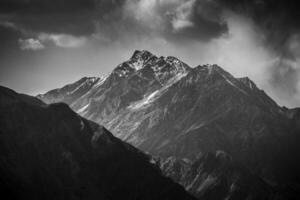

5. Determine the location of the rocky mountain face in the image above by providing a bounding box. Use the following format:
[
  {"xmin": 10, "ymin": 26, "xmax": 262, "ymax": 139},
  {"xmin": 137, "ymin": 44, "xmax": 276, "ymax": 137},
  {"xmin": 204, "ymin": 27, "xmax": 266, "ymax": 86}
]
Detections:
[
  {"xmin": 159, "ymin": 152, "xmax": 275, "ymax": 200},
  {"xmin": 0, "ymin": 86, "xmax": 195, "ymax": 200},
  {"xmin": 38, "ymin": 50, "xmax": 300, "ymax": 199},
  {"xmin": 37, "ymin": 76, "xmax": 101, "ymax": 105}
]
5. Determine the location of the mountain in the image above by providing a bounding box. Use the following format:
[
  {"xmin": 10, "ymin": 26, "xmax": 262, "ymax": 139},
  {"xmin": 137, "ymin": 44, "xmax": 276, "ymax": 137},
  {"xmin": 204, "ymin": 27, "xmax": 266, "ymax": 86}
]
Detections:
[
  {"xmin": 36, "ymin": 76, "xmax": 101, "ymax": 105},
  {"xmin": 38, "ymin": 50, "xmax": 300, "ymax": 199},
  {"xmin": 0, "ymin": 86, "xmax": 195, "ymax": 200}
]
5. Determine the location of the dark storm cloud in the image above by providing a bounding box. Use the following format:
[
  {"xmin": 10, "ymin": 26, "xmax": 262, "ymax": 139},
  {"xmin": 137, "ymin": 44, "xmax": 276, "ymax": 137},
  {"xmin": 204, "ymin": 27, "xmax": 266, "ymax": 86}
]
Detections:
[
  {"xmin": 214, "ymin": 0, "xmax": 300, "ymax": 105},
  {"xmin": 0, "ymin": 22, "xmax": 22, "ymax": 53},
  {"xmin": 0, "ymin": 0, "xmax": 95, "ymax": 35},
  {"xmin": 112, "ymin": 0, "xmax": 230, "ymax": 44},
  {"xmin": 164, "ymin": 0, "xmax": 228, "ymax": 42},
  {"xmin": 0, "ymin": 0, "xmax": 125, "ymax": 36},
  {"xmin": 188, "ymin": 0, "xmax": 227, "ymax": 39},
  {"xmin": 1, "ymin": 0, "xmax": 299, "ymax": 53},
  {"xmin": 217, "ymin": 0, "xmax": 300, "ymax": 51},
  {"xmin": 0, "ymin": 0, "xmax": 94, "ymax": 13},
  {"xmin": 0, "ymin": 0, "xmax": 231, "ymax": 45},
  {"xmin": 0, "ymin": 0, "xmax": 129, "ymax": 53}
]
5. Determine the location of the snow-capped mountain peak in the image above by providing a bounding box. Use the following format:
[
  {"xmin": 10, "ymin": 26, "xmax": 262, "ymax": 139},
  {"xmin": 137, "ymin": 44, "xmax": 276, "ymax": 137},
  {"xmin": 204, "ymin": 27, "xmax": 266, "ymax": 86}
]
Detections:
[
  {"xmin": 129, "ymin": 50, "xmax": 157, "ymax": 70},
  {"xmin": 112, "ymin": 50, "xmax": 158, "ymax": 77},
  {"xmin": 131, "ymin": 50, "xmax": 155, "ymax": 61}
]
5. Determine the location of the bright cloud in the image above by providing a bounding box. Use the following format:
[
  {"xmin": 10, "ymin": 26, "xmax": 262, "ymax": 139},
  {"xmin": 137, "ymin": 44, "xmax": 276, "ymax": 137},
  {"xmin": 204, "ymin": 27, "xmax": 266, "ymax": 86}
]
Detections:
[
  {"xmin": 38, "ymin": 33, "xmax": 87, "ymax": 48},
  {"xmin": 171, "ymin": 0, "xmax": 195, "ymax": 31},
  {"xmin": 18, "ymin": 38, "xmax": 45, "ymax": 50}
]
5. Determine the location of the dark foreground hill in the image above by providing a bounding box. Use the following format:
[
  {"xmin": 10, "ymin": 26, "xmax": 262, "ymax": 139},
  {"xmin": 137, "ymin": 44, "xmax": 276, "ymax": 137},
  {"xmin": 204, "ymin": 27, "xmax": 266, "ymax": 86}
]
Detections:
[{"xmin": 0, "ymin": 86, "xmax": 195, "ymax": 200}]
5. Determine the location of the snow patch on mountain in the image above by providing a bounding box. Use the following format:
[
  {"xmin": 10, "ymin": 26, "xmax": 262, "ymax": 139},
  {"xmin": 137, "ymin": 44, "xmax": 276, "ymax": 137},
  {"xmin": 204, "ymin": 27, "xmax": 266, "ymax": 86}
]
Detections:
[
  {"xmin": 70, "ymin": 75, "xmax": 109, "ymax": 108},
  {"xmin": 184, "ymin": 122, "xmax": 206, "ymax": 134},
  {"xmin": 166, "ymin": 71, "xmax": 188, "ymax": 86},
  {"xmin": 69, "ymin": 77, "xmax": 98, "ymax": 95},
  {"xmin": 77, "ymin": 103, "xmax": 89, "ymax": 114},
  {"xmin": 157, "ymin": 139, "xmax": 170, "ymax": 149},
  {"xmin": 221, "ymin": 74, "xmax": 249, "ymax": 95},
  {"xmin": 116, "ymin": 65, "xmax": 133, "ymax": 77},
  {"xmin": 186, "ymin": 173, "xmax": 200, "ymax": 191},
  {"xmin": 94, "ymin": 74, "xmax": 109, "ymax": 87},
  {"xmin": 238, "ymin": 77, "xmax": 257, "ymax": 90},
  {"xmin": 126, "ymin": 135, "xmax": 145, "ymax": 146},
  {"xmin": 130, "ymin": 59, "xmax": 144, "ymax": 70},
  {"xmin": 196, "ymin": 175, "xmax": 218, "ymax": 192},
  {"xmin": 128, "ymin": 71, "xmax": 189, "ymax": 110},
  {"xmin": 129, "ymin": 90, "xmax": 160, "ymax": 109}
]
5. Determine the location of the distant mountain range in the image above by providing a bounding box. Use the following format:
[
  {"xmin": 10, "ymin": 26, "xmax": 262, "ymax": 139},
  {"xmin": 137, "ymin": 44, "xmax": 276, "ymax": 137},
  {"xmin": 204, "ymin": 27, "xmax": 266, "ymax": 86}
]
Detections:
[
  {"xmin": 36, "ymin": 50, "xmax": 300, "ymax": 199},
  {"xmin": 0, "ymin": 86, "xmax": 195, "ymax": 200}
]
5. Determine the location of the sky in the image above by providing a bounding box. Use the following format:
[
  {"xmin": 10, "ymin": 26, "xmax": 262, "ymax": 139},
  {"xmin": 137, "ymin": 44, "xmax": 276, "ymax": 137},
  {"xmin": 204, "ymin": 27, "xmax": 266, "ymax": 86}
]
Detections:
[{"xmin": 0, "ymin": 0, "xmax": 300, "ymax": 107}]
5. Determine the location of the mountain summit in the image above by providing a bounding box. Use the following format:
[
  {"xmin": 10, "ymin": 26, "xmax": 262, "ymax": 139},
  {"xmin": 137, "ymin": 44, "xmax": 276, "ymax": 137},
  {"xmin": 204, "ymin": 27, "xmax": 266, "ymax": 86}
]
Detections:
[{"xmin": 38, "ymin": 50, "xmax": 300, "ymax": 199}]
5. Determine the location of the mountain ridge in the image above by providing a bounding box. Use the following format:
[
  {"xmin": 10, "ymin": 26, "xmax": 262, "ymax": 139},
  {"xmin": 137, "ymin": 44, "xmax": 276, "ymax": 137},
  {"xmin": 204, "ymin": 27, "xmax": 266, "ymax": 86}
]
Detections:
[{"xmin": 37, "ymin": 50, "xmax": 300, "ymax": 199}]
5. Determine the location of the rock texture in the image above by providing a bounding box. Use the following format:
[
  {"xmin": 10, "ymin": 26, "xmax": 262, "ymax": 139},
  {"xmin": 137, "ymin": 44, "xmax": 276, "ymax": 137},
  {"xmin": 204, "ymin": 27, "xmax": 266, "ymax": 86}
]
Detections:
[{"xmin": 159, "ymin": 152, "xmax": 274, "ymax": 200}]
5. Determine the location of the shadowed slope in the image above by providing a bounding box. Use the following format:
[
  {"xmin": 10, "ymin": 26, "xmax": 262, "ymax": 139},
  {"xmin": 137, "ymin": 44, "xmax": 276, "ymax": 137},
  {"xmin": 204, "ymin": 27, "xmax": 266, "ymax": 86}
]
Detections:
[{"xmin": 0, "ymin": 86, "xmax": 195, "ymax": 200}]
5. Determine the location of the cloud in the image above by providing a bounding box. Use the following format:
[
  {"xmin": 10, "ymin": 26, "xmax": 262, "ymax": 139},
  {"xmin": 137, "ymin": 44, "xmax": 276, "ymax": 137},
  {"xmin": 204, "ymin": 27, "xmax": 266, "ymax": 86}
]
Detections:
[
  {"xmin": 267, "ymin": 33, "xmax": 300, "ymax": 106},
  {"xmin": 38, "ymin": 33, "xmax": 87, "ymax": 48},
  {"xmin": 215, "ymin": 0, "xmax": 300, "ymax": 56},
  {"xmin": 0, "ymin": 0, "xmax": 95, "ymax": 13},
  {"xmin": 181, "ymin": 13, "xmax": 277, "ymax": 86},
  {"xmin": 0, "ymin": 0, "xmax": 229, "ymax": 44},
  {"xmin": 171, "ymin": 0, "xmax": 195, "ymax": 31},
  {"xmin": 0, "ymin": 21, "xmax": 87, "ymax": 50},
  {"xmin": 170, "ymin": 0, "xmax": 227, "ymax": 41},
  {"xmin": 122, "ymin": 0, "xmax": 228, "ymax": 42},
  {"xmin": 18, "ymin": 38, "xmax": 44, "ymax": 50},
  {"xmin": 1, "ymin": 0, "xmax": 300, "ymax": 107},
  {"xmin": 1, "ymin": 0, "xmax": 298, "ymax": 49},
  {"xmin": 0, "ymin": 0, "xmax": 98, "ymax": 37},
  {"xmin": 212, "ymin": 0, "xmax": 300, "ymax": 107}
]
